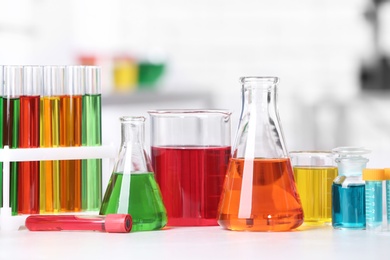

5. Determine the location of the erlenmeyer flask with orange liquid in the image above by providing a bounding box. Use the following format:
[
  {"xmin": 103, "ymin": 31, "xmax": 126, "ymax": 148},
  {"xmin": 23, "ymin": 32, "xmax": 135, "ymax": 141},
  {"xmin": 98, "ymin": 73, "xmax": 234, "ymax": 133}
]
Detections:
[{"xmin": 217, "ymin": 77, "xmax": 304, "ymax": 231}]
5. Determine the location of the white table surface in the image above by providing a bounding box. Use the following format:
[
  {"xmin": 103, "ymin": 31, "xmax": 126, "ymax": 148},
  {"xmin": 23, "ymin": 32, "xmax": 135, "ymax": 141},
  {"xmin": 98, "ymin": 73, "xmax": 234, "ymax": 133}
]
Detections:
[
  {"xmin": 1, "ymin": 224, "xmax": 389, "ymax": 260},
  {"xmin": 2, "ymin": 151, "xmax": 389, "ymax": 260}
]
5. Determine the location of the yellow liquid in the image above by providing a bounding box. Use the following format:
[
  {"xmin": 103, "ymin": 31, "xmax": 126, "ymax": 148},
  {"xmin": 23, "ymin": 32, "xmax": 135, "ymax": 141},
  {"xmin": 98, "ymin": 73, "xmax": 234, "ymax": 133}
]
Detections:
[
  {"xmin": 39, "ymin": 97, "xmax": 61, "ymax": 213},
  {"xmin": 293, "ymin": 166, "xmax": 338, "ymax": 225},
  {"xmin": 51, "ymin": 97, "xmax": 61, "ymax": 212}
]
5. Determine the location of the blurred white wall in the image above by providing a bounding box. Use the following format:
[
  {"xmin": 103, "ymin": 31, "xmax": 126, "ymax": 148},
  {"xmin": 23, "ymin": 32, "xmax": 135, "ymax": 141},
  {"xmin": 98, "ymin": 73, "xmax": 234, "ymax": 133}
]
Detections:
[{"xmin": 1, "ymin": 0, "xmax": 389, "ymax": 163}]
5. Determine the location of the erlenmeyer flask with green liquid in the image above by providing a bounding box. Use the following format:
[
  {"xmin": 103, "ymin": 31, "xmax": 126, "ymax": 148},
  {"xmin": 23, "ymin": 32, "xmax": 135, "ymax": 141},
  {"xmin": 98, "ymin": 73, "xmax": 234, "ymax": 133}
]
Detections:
[{"xmin": 99, "ymin": 116, "xmax": 167, "ymax": 231}]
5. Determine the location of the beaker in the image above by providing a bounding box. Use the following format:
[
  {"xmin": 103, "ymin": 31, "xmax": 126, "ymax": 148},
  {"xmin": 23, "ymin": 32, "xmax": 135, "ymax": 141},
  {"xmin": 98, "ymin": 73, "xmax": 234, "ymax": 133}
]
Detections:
[
  {"xmin": 99, "ymin": 116, "xmax": 167, "ymax": 231},
  {"xmin": 217, "ymin": 76, "xmax": 304, "ymax": 231},
  {"xmin": 290, "ymin": 151, "xmax": 337, "ymax": 226},
  {"xmin": 148, "ymin": 109, "xmax": 232, "ymax": 226}
]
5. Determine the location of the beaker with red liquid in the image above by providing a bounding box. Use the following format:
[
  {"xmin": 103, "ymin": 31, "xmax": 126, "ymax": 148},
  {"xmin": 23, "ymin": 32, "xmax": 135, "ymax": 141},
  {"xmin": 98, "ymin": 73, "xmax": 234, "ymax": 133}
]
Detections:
[
  {"xmin": 148, "ymin": 110, "xmax": 232, "ymax": 226},
  {"xmin": 217, "ymin": 77, "xmax": 304, "ymax": 231}
]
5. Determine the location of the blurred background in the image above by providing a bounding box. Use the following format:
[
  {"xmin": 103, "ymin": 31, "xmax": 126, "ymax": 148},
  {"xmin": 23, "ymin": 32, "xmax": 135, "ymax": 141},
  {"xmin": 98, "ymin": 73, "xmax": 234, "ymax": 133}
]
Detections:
[{"xmin": 1, "ymin": 0, "xmax": 390, "ymax": 166}]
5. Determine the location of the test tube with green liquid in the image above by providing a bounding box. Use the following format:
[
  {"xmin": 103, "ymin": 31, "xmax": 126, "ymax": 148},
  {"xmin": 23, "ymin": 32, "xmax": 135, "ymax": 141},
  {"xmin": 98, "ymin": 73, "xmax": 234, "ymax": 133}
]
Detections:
[
  {"xmin": 3, "ymin": 66, "xmax": 22, "ymax": 215},
  {"xmin": 0, "ymin": 66, "xmax": 3, "ymax": 208},
  {"xmin": 81, "ymin": 66, "xmax": 102, "ymax": 211}
]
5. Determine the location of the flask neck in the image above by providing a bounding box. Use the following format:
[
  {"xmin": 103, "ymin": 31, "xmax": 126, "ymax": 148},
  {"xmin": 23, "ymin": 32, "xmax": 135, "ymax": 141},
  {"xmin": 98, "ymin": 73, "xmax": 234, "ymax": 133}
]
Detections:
[
  {"xmin": 117, "ymin": 116, "xmax": 153, "ymax": 174},
  {"xmin": 234, "ymin": 77, "xmax": 287, "ymax": 158},
  {"xmin": 121, "ymin": 117, "xmax": 145, "ymax": 145}
]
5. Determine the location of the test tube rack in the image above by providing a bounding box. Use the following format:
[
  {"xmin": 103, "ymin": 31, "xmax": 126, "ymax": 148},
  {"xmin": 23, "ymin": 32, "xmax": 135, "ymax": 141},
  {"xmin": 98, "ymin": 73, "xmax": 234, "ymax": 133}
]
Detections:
[{"xmin": 0, "ymin": 144, "xmax": 117, "ymax": 231}]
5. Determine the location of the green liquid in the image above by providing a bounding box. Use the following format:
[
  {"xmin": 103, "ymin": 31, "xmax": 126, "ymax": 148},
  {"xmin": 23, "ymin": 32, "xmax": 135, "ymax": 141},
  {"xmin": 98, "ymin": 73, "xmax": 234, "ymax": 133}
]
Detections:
[
  {"xmin": 3, "ymin": 98, "xmax": 20, "ymax": 215},
  {"xmin": 99, "ymin": 172, "xmax": 167, "ymax": 231},
  {"xmin": 0, "ymin": 97, "xmax": 3, "ymax": 207},
  {"xmin": 81, "ymin": 94, "xmax": 102, "ymax": 211}
]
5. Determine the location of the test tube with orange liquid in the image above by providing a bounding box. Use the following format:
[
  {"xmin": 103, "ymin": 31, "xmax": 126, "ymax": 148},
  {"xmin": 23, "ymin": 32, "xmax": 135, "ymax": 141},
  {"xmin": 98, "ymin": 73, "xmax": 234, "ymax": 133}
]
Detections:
[{"xmin": 59, "ymin": 66, "xmax": 83, "ymax": 212}]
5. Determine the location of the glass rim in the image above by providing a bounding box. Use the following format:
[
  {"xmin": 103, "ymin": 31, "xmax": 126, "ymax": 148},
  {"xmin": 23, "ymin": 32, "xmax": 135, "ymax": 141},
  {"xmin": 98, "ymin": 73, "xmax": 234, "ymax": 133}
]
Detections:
[
  {"xmin": 239, "ymin": 76, "xmax": 279, "ymax": 84},
  {"xmin": 147, "ymin": 109, "xmax": 232, "ymax": 116},
  {"xmin": 332, "ymin": 146, "xmax": 371, "ymax": 156},
  {"xmin": 120, "ymin": 116, "xmax": 145, "ymax": 122},
  {"xmin": 289, "ymin": 151, "xmax": 334, "ymax": 158}
]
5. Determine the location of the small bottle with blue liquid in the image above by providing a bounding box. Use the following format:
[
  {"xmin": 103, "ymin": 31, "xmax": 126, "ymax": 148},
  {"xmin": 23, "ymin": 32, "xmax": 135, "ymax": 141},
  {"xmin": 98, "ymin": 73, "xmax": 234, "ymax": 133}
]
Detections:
[
  {"xmin": 331, "ymin": 147, "xmax": 370, "ymax": 230},
  {"xmin": 363, "ymin": 168, "xmax": 385, "ymax": 232}
]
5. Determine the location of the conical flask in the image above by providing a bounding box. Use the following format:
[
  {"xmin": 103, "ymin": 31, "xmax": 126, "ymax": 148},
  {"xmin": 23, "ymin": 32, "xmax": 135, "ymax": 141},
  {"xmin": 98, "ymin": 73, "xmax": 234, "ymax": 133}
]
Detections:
[
  {"xmin": 99, "ymin": 116, "xmax": 167, "ymax": 231},
  {"xmin": 217, "ymin": 77, "xmax": 304, "ymax": 231}
]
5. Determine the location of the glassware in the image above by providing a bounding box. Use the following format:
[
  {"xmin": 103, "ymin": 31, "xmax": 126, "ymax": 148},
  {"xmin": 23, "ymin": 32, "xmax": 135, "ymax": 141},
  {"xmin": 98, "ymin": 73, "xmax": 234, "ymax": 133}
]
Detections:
[
  {"xmin": 40, "ymin": 66, "xmax": 63, "ymax": 213},
  {"xmin": 0, "ymin": 66, "xmax": 3, "ymax": 208},
  {"xmin": 99, "ymin": 116, "xmax": 167, "ymax": 231},
  {"xmin": 363, "ymin": 168, "xmax": 385, "ymax": 232},
  {"xmin": 3, "ymin": 65, "xmax": 23, "ymax": 215},
  {"xmin": 217, "ymin": 76, "xmax": 304, "ymax": 231},
  {"xmin": 148, "ymin": 109, "xmax": 232, "ymax": 226},
  {"xmin": 82, "ymin": 66, "xmax": 102, "ymax": 211},
  {"xmin": 60, "ymin": 66, "xmax": 83, "ymax": 212},
  {"xmin": 289, "ymin": 151, "xmax": 337, "ymax": 226},
  {"xmin": 385, "ymin": 168, "xmax": 390, "ymax": 230},
  {"xmin": 19, "ymin": 66, "xmax": 42, "ymax": 214},
  {"xmin": 25, "ymin": 214, "xmax": 132, "ymax": 233},
  {"xmin": 331, "ymin": 146, "xmax": 370, "ymax": 230}
]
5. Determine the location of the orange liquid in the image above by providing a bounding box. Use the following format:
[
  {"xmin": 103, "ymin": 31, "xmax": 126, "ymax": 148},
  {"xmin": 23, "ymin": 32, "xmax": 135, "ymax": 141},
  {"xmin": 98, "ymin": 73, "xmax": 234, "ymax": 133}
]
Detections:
[
  {"xmin": 59, "ymin": 95, "xmax": 82, "ymax": 212},
  {"xmin": 218, "ymin": 158, "xmax": 304, "ymax": 231}
]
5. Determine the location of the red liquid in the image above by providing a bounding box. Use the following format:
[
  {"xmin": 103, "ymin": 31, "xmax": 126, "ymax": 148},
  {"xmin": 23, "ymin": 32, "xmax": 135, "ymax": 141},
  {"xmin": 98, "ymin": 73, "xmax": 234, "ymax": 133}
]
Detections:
[
  {"xmin": 25, "ymin": 214, "xmax": 132, "ymax": 233},
  {"xmin": 151, "ymin": 146, "xmax": 231, "ymax": 226},
  {"xmin": 18, "ymin": 95, "xmax": 40, "ymax": 214},
  {"xmin": 217, "ymin": 158, "xmax": 304, "ymax": 231}
]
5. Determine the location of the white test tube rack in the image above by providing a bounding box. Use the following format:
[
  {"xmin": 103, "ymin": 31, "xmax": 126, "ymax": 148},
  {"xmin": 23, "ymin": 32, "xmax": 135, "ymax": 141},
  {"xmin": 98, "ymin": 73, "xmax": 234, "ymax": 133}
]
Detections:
[{"xmin": 0, "ymin": 144, "xmax": 117, "ymax": 231}]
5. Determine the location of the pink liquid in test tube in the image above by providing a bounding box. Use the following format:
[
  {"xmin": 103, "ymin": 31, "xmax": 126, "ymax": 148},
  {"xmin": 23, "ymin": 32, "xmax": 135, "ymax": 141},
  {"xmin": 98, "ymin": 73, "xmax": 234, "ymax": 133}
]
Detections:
[{"xmin": 25, "ymin": 214, "xmax": 132, "ymax": 233}]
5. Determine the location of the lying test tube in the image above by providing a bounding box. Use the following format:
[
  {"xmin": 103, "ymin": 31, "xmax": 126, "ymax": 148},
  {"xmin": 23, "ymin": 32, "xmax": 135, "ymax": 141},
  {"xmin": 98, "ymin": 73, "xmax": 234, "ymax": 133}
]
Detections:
[{"xmin": 25, "ymin": 214, "xmax": 132, "ymax": 233}]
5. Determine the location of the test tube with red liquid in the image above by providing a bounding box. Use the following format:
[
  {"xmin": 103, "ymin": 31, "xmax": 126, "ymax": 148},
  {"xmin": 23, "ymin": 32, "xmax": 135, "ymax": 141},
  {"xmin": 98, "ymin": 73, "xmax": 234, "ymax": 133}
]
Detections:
[
  {"xmin": 25, "ymin": 214, "xmax": 132, "ymax": 233},
  {"xmin": 18, "ymin": 66, "xmax": 42, "ymax": 214}
]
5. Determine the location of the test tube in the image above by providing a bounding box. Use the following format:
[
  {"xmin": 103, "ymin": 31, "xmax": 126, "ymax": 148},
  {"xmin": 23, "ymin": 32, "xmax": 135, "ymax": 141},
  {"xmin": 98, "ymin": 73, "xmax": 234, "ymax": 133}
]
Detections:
[
  {"xmin": 4, "ymin": 65, "xmax": 23, "ymax": 215},
  {"xmin": 19, "ymin": 65, "xmax": 42, "ymax": 214},
  {"xmin": 60, "ymin": 66, "xmax": 84, "ymax": 212},
  {"xmin": 363, "ymin": 168, "xmax": 385, "ymax": 232},
  {"xmin": 384, "ymin": 168, "xmax": 390, "ymax": 230},
  {"xmin": 81, "ymin": 66, "xmax": 102, "ymax": 211},
  {"xmin": 40, "ymin": 66, "xmax": 63, "ymax": 213},
  {"xmin": 0, "ymin": 65, "xmax": 3, "ymax": 208},
  {"xmin": 25, "ymin": 214, "xmax": 132, "ymax": 233}
]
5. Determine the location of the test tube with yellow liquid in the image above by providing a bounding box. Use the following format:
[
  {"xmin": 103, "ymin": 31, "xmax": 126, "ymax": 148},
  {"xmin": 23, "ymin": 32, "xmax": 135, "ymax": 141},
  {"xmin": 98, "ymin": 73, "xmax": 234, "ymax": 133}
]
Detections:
[
  {"xmin": 289, "ymin": 151, "xmax": 338, "ymax": 226},
  {"xmin": 40, "ymin": 66, "xmax": 63, "ymax": 213}
]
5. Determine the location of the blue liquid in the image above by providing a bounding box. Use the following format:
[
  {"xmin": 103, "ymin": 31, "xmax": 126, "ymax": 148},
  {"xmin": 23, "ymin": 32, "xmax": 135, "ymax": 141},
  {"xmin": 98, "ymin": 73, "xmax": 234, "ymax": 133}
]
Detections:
[
  {"xmin": 365, "ymin": 181, "xmax": 382, "ymax": 230},
  {"xmin": 386, "ymin": 181, "xmax": 390, "ymax": 226},
  {"xmin": 332, "ymin": 183, "xmax": 365, "ymax": 229}
]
